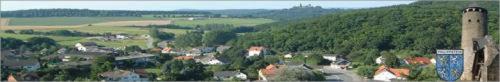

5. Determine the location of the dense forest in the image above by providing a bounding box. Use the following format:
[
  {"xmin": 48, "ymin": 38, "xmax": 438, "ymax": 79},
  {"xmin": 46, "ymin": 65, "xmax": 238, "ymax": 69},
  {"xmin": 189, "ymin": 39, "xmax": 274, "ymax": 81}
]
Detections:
[
  {"xmin": 207, "ymin": 5, "xmax": 344, "ymax": 21},
  {"xmin": 1, "ymin": 9, "xmax": 212, "ymax": 17},
  {"xmin": 227, "ymin": 1, "xmax": 499, "ymax": 62}
]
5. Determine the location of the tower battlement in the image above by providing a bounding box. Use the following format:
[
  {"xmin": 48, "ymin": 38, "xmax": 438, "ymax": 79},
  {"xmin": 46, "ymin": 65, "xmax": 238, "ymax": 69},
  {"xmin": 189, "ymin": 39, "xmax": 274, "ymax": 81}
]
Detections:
[{"xmin": 463, "ymin": 7, "xmax": 488, "ymax": 14}]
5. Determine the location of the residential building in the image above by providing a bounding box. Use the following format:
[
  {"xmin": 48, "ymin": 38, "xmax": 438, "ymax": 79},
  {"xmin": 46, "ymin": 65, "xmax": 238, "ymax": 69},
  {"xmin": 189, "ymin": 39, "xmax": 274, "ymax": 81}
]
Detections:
[
  {"xmin": 195, "ymin": 55, "xmax": 227, "ymax": 65},
  {"xmin": 213, "ymin": 71, "xmax": 247, "ymax": 80},
  {"xmin": 161, "ymin": 47, "xmax": 173, "ymax": 53},
  {"xmin": 258, "ymin": 64, "xmax": 278, "ymax": 81},
  {"xmin": 216, "ymin": 45, "xmax": 231, "ymax": 53},
  {"xmin": 284, "ymin": 53, "xmax": 293, "ymax": 58},
  {"xmin": 75, "ymin": 42, "xmax": 98, "ymax": 51},
  {"xmin": 373, "ymin": 65, "xmax": 410, "ymax": 81},
  {"xmin": 99, "ymin": 70, "xmax": 142, "ymax": 81},
  {"xmin": 404, "ymin": 57, "xmax": 432, "ymax": 65},
  {"xmin": 247, "ymin": 46, "xmax": 267, "ymax": 58},
  {"xmin": 376, "ymin": 56, "xmax": 384, "ymax": 64},
  {"xmin": 174, "ymin": 56, "xmax": 194, "ymax": 60},
  {"xmin": 1, "ymin": 58, "xmax": 40, "ymax": 71}
]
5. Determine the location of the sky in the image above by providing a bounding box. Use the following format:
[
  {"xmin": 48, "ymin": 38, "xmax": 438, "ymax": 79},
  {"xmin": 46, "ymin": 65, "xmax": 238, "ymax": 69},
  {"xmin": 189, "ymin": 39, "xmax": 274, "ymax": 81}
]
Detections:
[{"xmin": 1, "ymin": 1, "xmax": 416, "ymax": 11}]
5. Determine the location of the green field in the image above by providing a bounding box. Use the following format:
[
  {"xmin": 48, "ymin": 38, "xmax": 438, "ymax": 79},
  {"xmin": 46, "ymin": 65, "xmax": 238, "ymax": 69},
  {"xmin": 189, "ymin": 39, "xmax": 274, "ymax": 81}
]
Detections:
[
  {"xmin": 3, "ymin": 17, "xmax": 274, "ymax": 48},
  {"xmin": 173, "ymin": 18, "xmax": 274, "ymax": 27},
  {"xmin": 7, "ymin": 17, "xmax": 274, "ymax": 27},
  {"xmin": 8, "ymin": 17, "xmax": 157, "ymax": 26}
]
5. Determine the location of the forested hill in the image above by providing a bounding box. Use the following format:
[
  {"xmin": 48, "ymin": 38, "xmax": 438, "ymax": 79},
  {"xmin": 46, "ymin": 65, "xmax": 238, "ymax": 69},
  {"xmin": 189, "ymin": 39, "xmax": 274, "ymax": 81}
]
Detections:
[
  {"xmin": 228, "ymin": 1, "xmax": 499, "ymax": 58},
  {"xmin": 208, "ymin": 5, "xmax": 344, "ymax": 21},
  {"xmin": 1, "ymin": 9, "xmax": 212, "ymax": 17}
]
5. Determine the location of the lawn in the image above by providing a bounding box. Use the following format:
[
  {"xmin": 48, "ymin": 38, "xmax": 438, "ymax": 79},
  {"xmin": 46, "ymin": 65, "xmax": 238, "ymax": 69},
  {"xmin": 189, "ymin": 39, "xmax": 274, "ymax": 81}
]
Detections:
[
  {"xmin": 8, "ymin": 17, "xmax": 157, "ymax": 26},
  {"xmin": 171, "ymin": 18, "xmax": 274, "ymax": 27}
]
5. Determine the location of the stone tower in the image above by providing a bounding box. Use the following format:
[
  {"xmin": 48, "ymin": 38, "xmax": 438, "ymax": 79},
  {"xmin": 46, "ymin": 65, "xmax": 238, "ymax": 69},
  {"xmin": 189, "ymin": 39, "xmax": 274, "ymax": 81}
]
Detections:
[{"xmin": 460, "ymin": 4, "xmax": 488, "ymax": 80}]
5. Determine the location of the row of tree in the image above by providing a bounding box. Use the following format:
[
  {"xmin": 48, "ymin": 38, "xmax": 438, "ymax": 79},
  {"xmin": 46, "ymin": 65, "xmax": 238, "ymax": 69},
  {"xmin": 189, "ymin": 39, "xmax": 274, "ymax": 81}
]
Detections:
[
  {"xmin": 6, "ymin": 29, "xmax": 101, "ymax": 37},
  {"xmin": 1, "ymin": 9, "xmax": 212, "ymax": 17}
]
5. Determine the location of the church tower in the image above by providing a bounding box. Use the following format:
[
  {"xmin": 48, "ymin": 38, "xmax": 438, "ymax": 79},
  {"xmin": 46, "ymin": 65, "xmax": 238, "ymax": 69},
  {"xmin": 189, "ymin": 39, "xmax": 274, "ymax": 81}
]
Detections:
[{"xmin": 460, "ymin": 4, "xmax": 488, "ymax": 80}]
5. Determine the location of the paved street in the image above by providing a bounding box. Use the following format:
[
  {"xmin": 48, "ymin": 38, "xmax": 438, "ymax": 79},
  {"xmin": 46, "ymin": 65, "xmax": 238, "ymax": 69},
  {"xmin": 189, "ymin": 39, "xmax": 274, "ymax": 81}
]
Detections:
[{"xmin": 319, "ymin": 66, "xmax": 367, "ymax": 82}]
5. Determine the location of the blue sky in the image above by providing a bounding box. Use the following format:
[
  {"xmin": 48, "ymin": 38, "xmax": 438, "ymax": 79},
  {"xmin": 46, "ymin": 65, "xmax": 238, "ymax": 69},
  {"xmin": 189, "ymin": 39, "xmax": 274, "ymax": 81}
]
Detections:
[{"xmin": 1, "ymin": 1, "xmax": 415, "ymax": 11}]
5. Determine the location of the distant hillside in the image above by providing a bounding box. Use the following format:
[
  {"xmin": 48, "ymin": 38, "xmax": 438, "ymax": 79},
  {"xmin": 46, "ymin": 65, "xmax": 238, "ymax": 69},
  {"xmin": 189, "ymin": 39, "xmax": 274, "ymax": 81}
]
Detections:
[
  {"xmin": 229, "ymin": 1, "xmax": 499, "ymax": 58},
  {"xmin": 1, "ymin": 9, "xmax": 212, "ymax": 17},
  {"xmin": 207, "ymin": 5, "xmax": 345, "ymax": 21}
]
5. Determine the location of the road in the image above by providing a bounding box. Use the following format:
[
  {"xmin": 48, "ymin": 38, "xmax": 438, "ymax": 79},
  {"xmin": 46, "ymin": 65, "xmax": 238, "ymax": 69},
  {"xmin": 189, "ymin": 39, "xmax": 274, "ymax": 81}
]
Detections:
[{"xmin": 319, "ymin": 66, "xmax": 369, "ymax": 82}]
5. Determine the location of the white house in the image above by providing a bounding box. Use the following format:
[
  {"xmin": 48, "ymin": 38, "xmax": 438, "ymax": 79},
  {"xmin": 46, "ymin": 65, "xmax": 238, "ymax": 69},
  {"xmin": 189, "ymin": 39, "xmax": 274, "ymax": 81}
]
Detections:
[
  {"xmin": 431, "ymin": 58, "xmax": 436, "ymax": 64},
  {"xmin": 284, "ymin": 53, "xmax": 293, "ymax": 58},
  {"xmin": 99, "ymin": 70, "xmax": 142, "ymax": 81},
  {"xmin": 75, "ymin": 42, "xmax": 98, "ymax": 52},
  {"xmin": 373, "ymin": 65, "xmax": 409, "ymax": 81},
  {"xmin": 376, "ymin": 56, "xmax": 384, "ymax": 64},
  {"xmin": 116, "ymin": 34, "xmax": 129, "ymax": 39},
  {"xmin": 247, "ymin": 46, "xmax": 266, "ymax": 58},
  {"xmin": 214, "ymin": 71, "xmax": 247, "ymax": 80},
  {"xmin": 196, "ymin": 55, "xmax": 226, "ymax": 65}
]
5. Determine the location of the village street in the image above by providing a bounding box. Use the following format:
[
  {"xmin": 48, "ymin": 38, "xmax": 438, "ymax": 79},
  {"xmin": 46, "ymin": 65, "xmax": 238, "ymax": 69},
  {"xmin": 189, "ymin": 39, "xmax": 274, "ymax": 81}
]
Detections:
[{"xmin": 320, "ymin": 66, "xmax": 370, "ymax": 82}]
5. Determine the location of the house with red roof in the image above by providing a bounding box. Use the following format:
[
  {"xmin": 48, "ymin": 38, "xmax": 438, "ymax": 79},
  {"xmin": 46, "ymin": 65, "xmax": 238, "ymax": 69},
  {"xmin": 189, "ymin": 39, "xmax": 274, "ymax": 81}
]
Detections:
[
  {"xmin": 174, "ymin": 56, "xmax": 194, "ymax": 60},
  {"xmin": 373, "ymin": 65, "xmax": 410, "ymax": 81},
  {"xmin": 404, "ymin": 57, "xmax": 432, "ymax": 65},
  {"xmin": 258, "ymin": 64, "xmax": 278, "ymax": 80},
  {"xmin": 247, "ymin": 46, "xmax": 267, "ymax": 58}
]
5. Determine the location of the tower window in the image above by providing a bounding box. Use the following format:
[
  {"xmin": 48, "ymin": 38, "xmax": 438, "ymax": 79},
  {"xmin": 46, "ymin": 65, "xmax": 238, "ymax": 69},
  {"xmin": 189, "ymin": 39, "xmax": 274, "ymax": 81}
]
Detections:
[
  {"xmin": 468, "ymin": 19, "xmax": 471, "ymax": 22},
  {"xmin": 477, "ymin": 19, "xmax": 480, "ymax": 22}
]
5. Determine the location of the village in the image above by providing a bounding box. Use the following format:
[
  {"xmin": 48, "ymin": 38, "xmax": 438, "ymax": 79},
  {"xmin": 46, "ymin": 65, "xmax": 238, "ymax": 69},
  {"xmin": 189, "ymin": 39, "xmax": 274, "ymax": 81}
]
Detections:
[
  {"xmin": 2, "ymin": 1, "xmax": 499, "ymax": 82},
  {"xmin": 1, "ymin": 37, "xmax": 439, "ymax": 81}
]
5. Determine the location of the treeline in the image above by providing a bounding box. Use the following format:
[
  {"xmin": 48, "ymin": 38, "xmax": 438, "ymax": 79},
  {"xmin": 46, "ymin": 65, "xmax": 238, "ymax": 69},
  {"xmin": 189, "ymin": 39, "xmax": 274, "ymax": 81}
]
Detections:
[
  {"xmin": 5, "ymin": 29, "xmax": 101, "ymax": 37},
  {"xmin": 1, "ymin": 9, "xmax": 212, "ymax": 17},
  {"xmin": 1, "ymin": 37, "xmax": 58, "ymax": 51},
  {"xmin": 227, "ymin": 1, "xmax": 499, "ymax": 63},
  {"xmin": 210, "ymin": 6, "xmax": 344, "ymax": 21}
]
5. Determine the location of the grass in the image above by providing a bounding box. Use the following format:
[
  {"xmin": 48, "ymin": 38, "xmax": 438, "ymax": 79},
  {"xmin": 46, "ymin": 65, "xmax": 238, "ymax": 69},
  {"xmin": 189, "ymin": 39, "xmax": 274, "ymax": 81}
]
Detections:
[
  {"xmin": 145, "ymin": 68, "xmax": 162, "ymax": 73},
  {"xmin": 8, "ymin": 17, "xmax": 157, "ymax": 26},
  {"xmin": 172, "ymin": 18, "xmax": 274, "ymax": 27},
  {"xmin": 34, "ymin": 26, "xmax": 190, "ymax": 35}
]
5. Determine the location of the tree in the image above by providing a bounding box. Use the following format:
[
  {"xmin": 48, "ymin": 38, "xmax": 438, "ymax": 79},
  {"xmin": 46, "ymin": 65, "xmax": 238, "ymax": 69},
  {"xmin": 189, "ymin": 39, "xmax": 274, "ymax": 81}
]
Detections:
[
  {"xmin": 202, "ymin": 30, "xmax": 236, "ymax": 46},
  {"xmin": 19, "ymin": 29, "xmax": 34, "ymax": 34},
  {"xmin": 174, "ymin": 31, "xmax": 203, "ymax": 48},
  {"xmin": 26, "ymin": 37, "xmax": 57, "ymax": 51},
  {"xmin": 125, "ymin": 45, "xmax": 143, "ymax": 52},
  {"xmin": 90, "ymin": 56, "xmax": 114, "ymax": 80},
  {"xmin": 382, "ymin": 51, "xmax": 400, "ymax": 68},
  {"xmin": 356, "ymin": 66, "xmax": 377, "ymax": 78},
  {"xmin": 305, "ymin": 54, "xmax": 327, "ymax": 65},
  {"xmin": 160, "ymin": 60, "xmax": 209, "ymax": 81},
  {"xmin": 148, "ymin": 27, "xmax": 175, "ymax": 40},
  {"xmin": 0, "ymin": 37, "xmax": 26, "ymax": 49},
  {"xmin": 4, "ymin": 30, "xmax": 15, "ymax": 34},
  {"xmin": 271, "ymin": 67, "xmax": 325, "ymax": 81}
]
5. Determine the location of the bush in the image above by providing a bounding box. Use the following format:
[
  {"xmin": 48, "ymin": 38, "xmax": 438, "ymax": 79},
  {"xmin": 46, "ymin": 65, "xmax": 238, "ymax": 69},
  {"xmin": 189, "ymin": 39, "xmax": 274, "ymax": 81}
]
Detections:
[
  {"xmin": 356, "ymin": 66, "xmax": 377, "ymax": 78},
  {"xmin": 4, "ymin": 30, "xmax": 15, "ymax": 34}
]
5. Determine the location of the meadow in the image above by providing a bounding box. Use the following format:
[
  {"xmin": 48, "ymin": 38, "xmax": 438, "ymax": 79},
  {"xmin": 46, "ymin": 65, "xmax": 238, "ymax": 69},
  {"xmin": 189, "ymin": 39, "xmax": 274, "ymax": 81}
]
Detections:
[
  {"xmin": 1, "ymin": 17, "xmax": 274, "ymax": 48},
  {"xmin": 7, "ymin": 17, "xmax": 157, "ymax": 26}
]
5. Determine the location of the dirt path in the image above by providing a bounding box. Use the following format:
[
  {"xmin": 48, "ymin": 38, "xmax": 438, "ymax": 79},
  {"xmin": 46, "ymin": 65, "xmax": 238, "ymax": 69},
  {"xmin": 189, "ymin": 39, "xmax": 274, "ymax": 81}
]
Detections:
[
  {"xmin": 0, "ymin": 18, "xmax": 9, "ymax": 26},
  {"xmin": 92, "ymin": 20, "xmax": 172, "ymax": 26}
]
